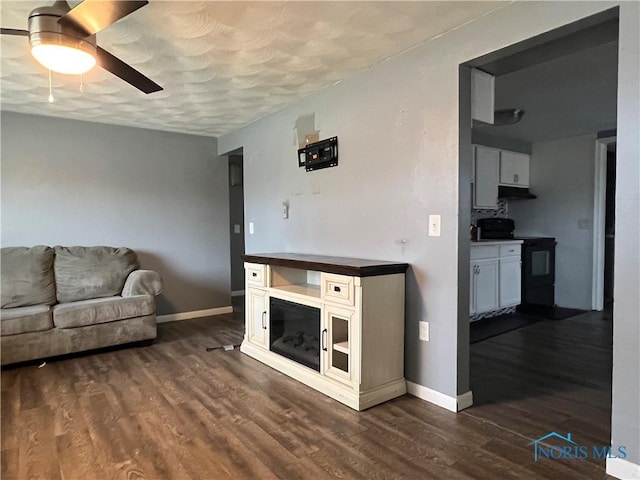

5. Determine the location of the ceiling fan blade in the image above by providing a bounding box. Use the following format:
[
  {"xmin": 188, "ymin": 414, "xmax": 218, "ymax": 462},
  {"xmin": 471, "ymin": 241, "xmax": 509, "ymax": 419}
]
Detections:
[
  {"xmin": 96, "ymin": 46, "xmax": 162, "ymax": 94},
  {"xmin": 58, "ymin": 0, "xmax": 148, "ymax": 36},
  {"xmin": 1, "ymin": 28, "xmax": 29, "ymax": 36}
]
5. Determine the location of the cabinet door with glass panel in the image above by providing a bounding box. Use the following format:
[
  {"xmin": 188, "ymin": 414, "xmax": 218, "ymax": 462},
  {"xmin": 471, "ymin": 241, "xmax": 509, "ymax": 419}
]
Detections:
[{"xmin": 322, "ymin": 304, "xmax": 357, "ymax": 387}]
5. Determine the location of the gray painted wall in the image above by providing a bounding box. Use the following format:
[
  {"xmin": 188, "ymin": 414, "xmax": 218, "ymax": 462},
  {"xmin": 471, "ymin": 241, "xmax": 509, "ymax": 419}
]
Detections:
[
  {"xmin": 611, "ymin": 3, "xmax": 640, "ymax": 467},
  {"xmin": 509, "ymin": 133, "xmax": 597, "ymax": 309},
  {"xmin": 219, "ymin": 1, "xmax": 640, "ymax": 466},
  {"xmin": 1, "ymin": 112, "xmax": 231, "ymax": 315}
]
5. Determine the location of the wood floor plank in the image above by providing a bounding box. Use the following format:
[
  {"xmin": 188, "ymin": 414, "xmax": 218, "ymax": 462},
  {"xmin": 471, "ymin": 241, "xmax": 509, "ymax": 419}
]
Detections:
[
  {"xmin": 1, "ymin": 310, "xmax": 614, "ymax": 479},
  {"xmin": 16, "ymin": 405, "xmax": 61, "ymax": 480},
  {"xmin": 1, "ymin": 448, "xmax": 18, "ymax": 480}
]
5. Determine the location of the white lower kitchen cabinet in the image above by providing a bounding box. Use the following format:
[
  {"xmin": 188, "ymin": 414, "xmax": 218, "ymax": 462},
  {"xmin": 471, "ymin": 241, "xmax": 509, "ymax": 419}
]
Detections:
[
  {"xmin": 470, "ymin": 241, "xmax": 523, "ymax": 316},
  {"xmin": 499, "ymin": 256, "xmax": 522, "ymax": 307},
  {"xmin": 470, "ymin": 259, "xmax": 499, "ymax": 314}
]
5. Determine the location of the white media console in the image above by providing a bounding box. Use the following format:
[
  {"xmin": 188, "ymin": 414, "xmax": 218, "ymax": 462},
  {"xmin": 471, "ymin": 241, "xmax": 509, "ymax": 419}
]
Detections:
[{"xmin": 241, "ymin": 253, "xmax": 408, "ymax": 411}]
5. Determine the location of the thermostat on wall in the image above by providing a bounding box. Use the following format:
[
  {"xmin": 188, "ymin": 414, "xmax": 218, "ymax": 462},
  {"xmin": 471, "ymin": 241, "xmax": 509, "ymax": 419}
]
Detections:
[{"xmin": 298, "ymin": 137, "xmax": 338, "ymax": 172}]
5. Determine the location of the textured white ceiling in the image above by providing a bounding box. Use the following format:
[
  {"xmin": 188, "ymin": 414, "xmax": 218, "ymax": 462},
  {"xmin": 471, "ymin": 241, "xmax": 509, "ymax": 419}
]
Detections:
[{"xmin": 1, "ymin": 1, "xmax": 504, "ymax": 137}]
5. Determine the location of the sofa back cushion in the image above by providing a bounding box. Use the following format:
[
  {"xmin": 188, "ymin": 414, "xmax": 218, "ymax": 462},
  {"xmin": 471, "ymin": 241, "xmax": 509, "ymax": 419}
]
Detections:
[
  {"xmin": 1, "ymin": 246, "xmax": 56, "ymax": 308},
  {"xmin": 54, "ymin": 246, "xmax": 139, "ymax": 303}
]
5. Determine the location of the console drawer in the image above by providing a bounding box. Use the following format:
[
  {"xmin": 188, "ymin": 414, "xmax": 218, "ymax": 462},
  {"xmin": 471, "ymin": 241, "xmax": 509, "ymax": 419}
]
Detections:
[
  {"xmin": 499, "ymin": 244, "xmax": 521, "ymax": 257},
  {"xmin": 470, "ymin": 245, "xmax": 499, "ymax": 260},
  {"xmin": 321, "ymin": 273, "xmax": 355, "ymax": 306},
  {"xmin": 246, "ymin": 263, "xmax": 267, "ymax": 287}
]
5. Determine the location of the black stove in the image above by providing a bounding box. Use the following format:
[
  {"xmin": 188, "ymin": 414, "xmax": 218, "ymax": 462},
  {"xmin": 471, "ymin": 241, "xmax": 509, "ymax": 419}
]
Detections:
[
  {"xmin": 515, "ymin": 237, "xmax": 556, "ymax": 312},
  {"xmin": 476, "ymin": 218, "xmax": 556, "ymax": 312}
]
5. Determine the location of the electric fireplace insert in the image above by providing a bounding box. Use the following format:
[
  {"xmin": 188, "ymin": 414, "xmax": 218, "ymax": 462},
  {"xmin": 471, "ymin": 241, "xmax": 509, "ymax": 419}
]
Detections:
[{"xmin": 269, "ymin": 297, "xmax": 320, "ymax": 372}]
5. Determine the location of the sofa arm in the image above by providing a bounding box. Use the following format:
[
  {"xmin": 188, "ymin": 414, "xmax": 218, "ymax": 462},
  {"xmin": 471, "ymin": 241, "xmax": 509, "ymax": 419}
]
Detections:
[{"xmin": 122, "ymin": 270, "xmax": 163, "ymax": 297}]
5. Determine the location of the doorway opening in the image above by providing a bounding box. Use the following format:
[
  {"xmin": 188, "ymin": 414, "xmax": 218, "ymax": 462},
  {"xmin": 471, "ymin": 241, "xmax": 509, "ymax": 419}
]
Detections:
[
  {"xmin": 592, "ymin": 136, "xmax": 617, "ymax": 311},
  {"xmin": 228, "ymin": 150, "xmax": 245, "ymax": 318},
  {"xmin": 459, "ymin": 7, "xmax": 618, "ymax": 470}
]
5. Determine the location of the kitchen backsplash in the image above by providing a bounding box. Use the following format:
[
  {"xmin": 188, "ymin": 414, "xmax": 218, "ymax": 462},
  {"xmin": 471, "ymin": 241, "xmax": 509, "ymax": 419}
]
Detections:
[{"xmin": 471, "ymin": 199, "xmax": 509, "ymax": 224}]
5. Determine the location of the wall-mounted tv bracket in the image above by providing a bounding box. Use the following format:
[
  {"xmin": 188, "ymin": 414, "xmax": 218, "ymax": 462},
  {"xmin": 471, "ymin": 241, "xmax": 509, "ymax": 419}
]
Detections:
[{"xmin": 298, "ymin": 137, "xmax": 338, "ymax": 172}]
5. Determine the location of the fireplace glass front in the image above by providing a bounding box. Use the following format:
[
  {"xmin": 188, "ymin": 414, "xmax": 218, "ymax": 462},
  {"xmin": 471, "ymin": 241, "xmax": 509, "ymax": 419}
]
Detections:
[{"xmin": 269, "ymin": 297, "xmax": 320, "ymax": 372}]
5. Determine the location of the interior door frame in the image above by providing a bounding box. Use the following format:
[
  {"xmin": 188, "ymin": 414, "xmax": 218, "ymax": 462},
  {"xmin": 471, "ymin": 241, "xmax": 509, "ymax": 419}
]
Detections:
[{"xmin": 592, "ymin": 135, "xmax": 616, "ymax": 311}]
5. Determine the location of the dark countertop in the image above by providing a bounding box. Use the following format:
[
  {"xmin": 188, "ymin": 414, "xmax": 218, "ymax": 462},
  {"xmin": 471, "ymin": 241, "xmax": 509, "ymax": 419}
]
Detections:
[{"xmin": 243, "ymin": 253, "xmax": 409, "ymax": 277}]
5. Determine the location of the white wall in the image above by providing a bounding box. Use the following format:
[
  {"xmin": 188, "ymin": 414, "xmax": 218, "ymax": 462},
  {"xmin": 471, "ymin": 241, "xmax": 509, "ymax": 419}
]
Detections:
[
  {"xmin": 1, "ymin": 112, "xmax": 231, "ymax": 315},
  {"xmin": 219, "ymin": 1, "xmax": 639, "ymax": 468},
  {"xmin": 510, "ymin": 133, "xmax": 597, "ymax": 309}
]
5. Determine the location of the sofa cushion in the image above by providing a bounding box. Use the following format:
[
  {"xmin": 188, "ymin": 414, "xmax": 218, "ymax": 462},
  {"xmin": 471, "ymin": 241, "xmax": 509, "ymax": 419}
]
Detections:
[
  {"xmin": 52, "ymin": 295, "xmax": 154, "ymax": 329},
  {"xmin": 1, "ymin": 305, "xmax": 53, "ymax": 336},
  {"xmin": 54, "ymin": 246, "xmax": 139, "ymax": 303},
  {"xmin": 1, "ymin": 246, "xmax": 56, "ymax": 308}
]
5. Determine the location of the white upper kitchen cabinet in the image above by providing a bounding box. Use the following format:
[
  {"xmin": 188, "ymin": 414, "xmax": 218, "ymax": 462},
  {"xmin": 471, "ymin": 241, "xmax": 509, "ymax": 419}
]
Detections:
[
  {"xmin": 499, "ymin": 150, "xmax": 530, "ymax": 187},
  {"xmin": 471, "ymin": 68, "xmax": 495, "ymax": 124},
  {"xmin": 473, "ymin": 146, "xmax": 499, "ymax": 209}
]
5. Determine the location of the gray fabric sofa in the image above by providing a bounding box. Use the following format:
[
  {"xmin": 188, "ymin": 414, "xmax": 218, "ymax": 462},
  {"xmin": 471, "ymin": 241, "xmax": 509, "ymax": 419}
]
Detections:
[{"xmin": 1, "ymin": 246, "xmax": 162, "ymax": 365}]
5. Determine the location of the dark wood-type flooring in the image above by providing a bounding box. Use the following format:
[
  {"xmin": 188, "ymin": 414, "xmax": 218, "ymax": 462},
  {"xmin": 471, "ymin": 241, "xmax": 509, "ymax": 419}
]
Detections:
[{"xmin": 2, "ymin": 308, "xmax": 613, "ymax": 479}]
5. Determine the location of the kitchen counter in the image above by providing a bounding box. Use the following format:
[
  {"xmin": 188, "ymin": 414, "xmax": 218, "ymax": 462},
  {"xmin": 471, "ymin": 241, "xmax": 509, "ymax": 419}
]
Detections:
[{"xmin": 471, "ymin": 239, "xmax": 523, "ymax": 246}]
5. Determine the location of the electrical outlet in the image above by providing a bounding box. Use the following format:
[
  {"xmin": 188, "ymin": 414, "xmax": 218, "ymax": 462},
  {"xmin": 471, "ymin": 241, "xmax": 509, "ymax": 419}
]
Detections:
[
  {"xmin": 419, "ymin": 321, "xmax": 429, "ymax": 342},
  {"xmin": 428, "ymin": 215, "xmax": 441, "ymax": 237},
  {"xmin": 282, "ymin": 201, "xmax": 289, "ymax": 219}
]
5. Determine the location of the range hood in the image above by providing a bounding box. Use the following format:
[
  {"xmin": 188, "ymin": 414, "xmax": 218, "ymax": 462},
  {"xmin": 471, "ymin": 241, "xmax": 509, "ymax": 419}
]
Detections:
[{"xmin": 498, "ymin": 185, "xmax": 537, "ymax": 199}]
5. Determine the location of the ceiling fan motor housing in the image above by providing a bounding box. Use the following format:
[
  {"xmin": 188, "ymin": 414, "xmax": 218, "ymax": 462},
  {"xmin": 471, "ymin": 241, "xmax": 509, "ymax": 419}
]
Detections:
[{"xmin": 28, "ymin": 5, "xmax": 97, "ymax": 64}]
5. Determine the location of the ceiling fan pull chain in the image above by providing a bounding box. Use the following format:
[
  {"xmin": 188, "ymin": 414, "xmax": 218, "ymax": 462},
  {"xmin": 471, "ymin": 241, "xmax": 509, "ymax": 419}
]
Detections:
[
  {"xmin": 80, "ymin": 73, "xmax": 84, "ymax": 92},
  {"xmin": 48, "ymin": 69, "xmax": 54, "ymax": 103}
]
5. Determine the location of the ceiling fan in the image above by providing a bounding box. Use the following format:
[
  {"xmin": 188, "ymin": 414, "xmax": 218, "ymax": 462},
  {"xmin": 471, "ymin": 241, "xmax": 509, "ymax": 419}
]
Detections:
[{"xmin": 0, "ymin": 0, "xmax": 162, "ymax": 94}]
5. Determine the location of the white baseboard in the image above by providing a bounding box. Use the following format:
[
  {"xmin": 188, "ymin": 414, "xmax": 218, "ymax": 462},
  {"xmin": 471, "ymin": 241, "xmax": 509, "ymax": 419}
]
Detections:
[
  {"xmin": 457, "ymin": 390, "xmax": 474, "ymax": 411},
  {"xmin": 231, "ymin": 290, "xmax": 245, "ymax": 297},
  {"xmin": 607, "ymin": 457, "xmax": 640, "ymax": 479},
  {"xmin": 407, "ymin": 381, "xmax": 473, "ymax": 412},
  {"xmin": 157, "ymin": 306, "xmax": 233, "ymax": 324}
]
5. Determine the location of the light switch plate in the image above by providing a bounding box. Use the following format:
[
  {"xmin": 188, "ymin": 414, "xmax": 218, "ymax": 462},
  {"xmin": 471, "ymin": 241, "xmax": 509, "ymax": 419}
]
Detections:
[
  {"xmin": 233, "ymin": 224, "xmax": 241, "ymax": 234},
  {"xmin": 419, "ymin": 321, "xmax": 429, "ymax": 342},
  {"xmin": 249, "ymin": 222, "xmax": 254, "ymax": 235},
  {"xmin": 428, "ymin": 215, "xmax": 441, "ymax": 237}
]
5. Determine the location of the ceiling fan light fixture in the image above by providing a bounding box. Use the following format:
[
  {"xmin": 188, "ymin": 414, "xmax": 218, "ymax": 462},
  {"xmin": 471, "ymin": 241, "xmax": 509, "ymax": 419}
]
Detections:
[
  {"xmin": 31, "ymin": 42, "xmax": 96, "ymax": 75},
  {"xmin": 28, "ymin": 6, "xmax": 97, "ymax": 76},
  {"xmin": 2, "ymin": 1, "xmax": 161, "ymax": 93}
]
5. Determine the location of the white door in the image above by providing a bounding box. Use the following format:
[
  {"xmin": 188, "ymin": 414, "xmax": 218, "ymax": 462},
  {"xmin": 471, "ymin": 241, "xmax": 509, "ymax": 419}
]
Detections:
[
  {"xmin": 499, "ymin": 257, "xmax": 522, "ymax": 307},
  {"xmin": 474, "ymin": 146, "xmax": 499, "ymax": 209},
  {"xmin": 247, "ymin": 288, "xmax": 269, "ymax": 348},
  {"xmin": 474, "ymin": 259, "xmax": 499, "ymax": 313}
]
